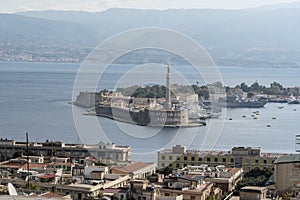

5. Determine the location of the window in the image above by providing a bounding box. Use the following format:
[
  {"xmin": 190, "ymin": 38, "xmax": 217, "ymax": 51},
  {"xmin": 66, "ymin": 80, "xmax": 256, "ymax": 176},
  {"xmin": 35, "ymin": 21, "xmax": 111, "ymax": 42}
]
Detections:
[
  {"xmin": 169, "ymin": 156, "xmax": 173, "ymax": 160},
  {"xmin": 191, "ymin": 156, "xmax": 195, "ymax": 161},
  {"xmin": 198, "ymin": 157, "xmax": 202, "ymax": 161},
  {"xmin": 214, "ymin": 158, "xmax": 218, "ymax": 162},
  {"xmin": 256, "ymin": 159, "xmax": 259, "ymax": 163},
  {"xmin": 231, "ymin": 158, "xmax": 234, "ymax": 162},
  {"xmin": 207, "ymin": 157, "xmax": 211, "ymax": 162},
  {"xmin": 165, "ymin": 193, "xmax": 170, "ymax": 196},
  {"xmin": 264, "ymin": 160, "xmax": 267, "ymax": 164},
  {"xmin": 176, "ymin": 163, "xmax": 180, "ymax": 168},
  {"xmin": 78, "ymin": 193, "xmax": 82, "ymax": 200},
  {"xmin": 191, "ymin": 195, "xmax": 196, "ymax": 200},
  {"xmin": 223, "ymin": 158, "xmax": 226, "ymax": 162},
  {"xmin": 184, "ymin": 156, "xmax": 187, "ymax": 161},
  {"xmin": 162, "ymin": 155, "xmax": 165, "ymax": 160}
]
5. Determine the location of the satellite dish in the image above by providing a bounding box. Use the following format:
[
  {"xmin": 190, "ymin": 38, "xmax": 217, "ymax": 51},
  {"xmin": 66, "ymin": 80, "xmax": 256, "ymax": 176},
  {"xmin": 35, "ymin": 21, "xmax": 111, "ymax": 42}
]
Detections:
[{"xmin": 8, "ymin": 182, "xmax": 18, "ymax": 196}]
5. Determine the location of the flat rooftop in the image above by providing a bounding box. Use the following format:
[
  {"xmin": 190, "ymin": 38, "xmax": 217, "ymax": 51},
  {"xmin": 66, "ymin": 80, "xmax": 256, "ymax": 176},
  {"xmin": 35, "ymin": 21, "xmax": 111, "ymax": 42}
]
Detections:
[{"xmin": 274, "ymin": 154, "xmax": 300, "ymax": 164}]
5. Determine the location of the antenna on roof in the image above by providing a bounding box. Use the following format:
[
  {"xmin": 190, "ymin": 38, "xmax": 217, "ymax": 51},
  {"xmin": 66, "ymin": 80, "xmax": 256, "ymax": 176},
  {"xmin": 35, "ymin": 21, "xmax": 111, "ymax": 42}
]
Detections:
[{"xmin": 8, "ymin": 183, "xmax": 18, "ymax": 196}]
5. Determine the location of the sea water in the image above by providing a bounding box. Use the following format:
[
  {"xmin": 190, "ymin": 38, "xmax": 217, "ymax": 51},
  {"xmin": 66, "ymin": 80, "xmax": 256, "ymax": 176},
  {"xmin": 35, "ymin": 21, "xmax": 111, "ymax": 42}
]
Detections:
[{"xmin": 0, "ymin": 62, "xmax": 299, "ymax": 162}]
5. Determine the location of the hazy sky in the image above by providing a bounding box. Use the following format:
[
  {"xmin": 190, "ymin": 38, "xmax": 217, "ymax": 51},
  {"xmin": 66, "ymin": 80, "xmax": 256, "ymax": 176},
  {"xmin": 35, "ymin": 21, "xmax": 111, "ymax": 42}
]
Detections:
[{"xmin": 0, "ymin": 0, "xmax": 299, "ymax": 13}]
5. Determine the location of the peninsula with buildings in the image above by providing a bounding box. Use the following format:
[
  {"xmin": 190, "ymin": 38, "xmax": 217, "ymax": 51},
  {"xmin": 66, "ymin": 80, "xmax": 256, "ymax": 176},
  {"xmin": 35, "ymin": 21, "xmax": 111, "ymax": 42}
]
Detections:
[{"xmin": 75, "ymin": 65, "xmax": 208, "ymax": 127}]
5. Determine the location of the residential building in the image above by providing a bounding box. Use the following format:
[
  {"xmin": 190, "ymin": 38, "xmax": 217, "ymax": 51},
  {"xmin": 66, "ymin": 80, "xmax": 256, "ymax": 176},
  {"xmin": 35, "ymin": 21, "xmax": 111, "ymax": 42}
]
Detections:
[
  {"xmin": 157, "ymin": 195, "xmax": 183, "ymax": 200},
  {"xmin": 86, "ymin": 142, "xmax": 131, "ymax": 164},
  {"xmin": 239, "ymin": 186, "xmax": 268, "ymax": 200},
  {"xmin": 158, "ymin": 145, "xmax": 283, "ymax": 171},
  {"xmin": 0, "ymin": 139, "xmax": 131, "ymax": 164},
  {"xmin": 157, "ymin": 145, "xmax": 186, "ymax": 168},
  {"xmin": 160, "ymin": 182, "xmax": 213, "ymax": 200},
  {"xmin": 175, "ymin": 165, "xmax": 242, "ymax": 193},
  {"xmin": 111, "ymin": 162, "xmax": 156, "ymax": 179},
  {"xmin": 84, "ymin": 165, "xmax": 109, "ymax": 184},
  {"xmin": 274, "ymin": 154, "xmax": 300, "ymax": 194},
  {"xmin": 205, "ymin": 167, "xmax": 243, "ymax": 192},
  {"xmin": 102, "ymin": 188, "xmax": 129, "ymax": 200},
  {"xmin": 129, "ymin": 179, "xmax": 158, "ymax": 200}
]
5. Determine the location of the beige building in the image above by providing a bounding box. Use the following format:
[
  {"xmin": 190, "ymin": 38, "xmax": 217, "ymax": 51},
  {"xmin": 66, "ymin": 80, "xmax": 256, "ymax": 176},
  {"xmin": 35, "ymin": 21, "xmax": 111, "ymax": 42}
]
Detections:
[
  {"xmin": 129, "ymin": 179, "xmax": 159, "ymax": 200},
  {"xmin": 160, "ymin": 182, "xmax": 213, "ymax": 200},
  {"xmin": 274, "ymin": 154, "xmax": 300, "ymax": 194},
  {"xmin": 157, "ymin": 145, "xmax": 186, "ymax": 169},
  {"xmin": 239, "ymin": 186, "xmax": 268, "ymax": 200},
  {"xmin": 111, "ymin": 162, "xmax": 156, "ymax": 179},
  {"xmin": 0, "ymin": 139, "xmax": 131, "ymax": 164},
  {"xmin": 86, "ymin": 142, "xmax": 131, "ymax": 164},
  {"xmin": 158, "ymin": 145, "xmax": 282, "ymax": 172}
]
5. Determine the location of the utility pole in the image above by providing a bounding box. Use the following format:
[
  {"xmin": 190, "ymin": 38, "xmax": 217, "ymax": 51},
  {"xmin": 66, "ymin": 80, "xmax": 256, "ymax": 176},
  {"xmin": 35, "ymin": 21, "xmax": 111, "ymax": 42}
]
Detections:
[{"xmin": 26, "ymin": 132, "xmax": 30, "ymax": 189}]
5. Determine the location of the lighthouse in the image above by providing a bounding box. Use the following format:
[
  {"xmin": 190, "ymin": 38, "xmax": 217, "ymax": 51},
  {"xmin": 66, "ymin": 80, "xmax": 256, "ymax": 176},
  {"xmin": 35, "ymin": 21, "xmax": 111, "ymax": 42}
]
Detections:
[{"xmin": 165, "ymin": 64, "xmax": 171, "ymax": 110}]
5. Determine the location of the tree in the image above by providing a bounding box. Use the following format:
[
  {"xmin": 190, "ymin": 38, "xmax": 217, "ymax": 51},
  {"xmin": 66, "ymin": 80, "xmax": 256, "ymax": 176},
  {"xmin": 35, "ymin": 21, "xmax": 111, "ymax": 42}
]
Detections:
[
  {"xmin": 236, "ymin": 168, "xmax": 273, "ymax": 190},
  {"xmin": 270, "ymin": 82, "xmax": 283, "ymax": 90},
  {"xmin": 250, "ymin": 81, "xmax": 261, "ymax": 91},
  {"xmin": 240, "ymin": 82, "xmax": 249, "ymax": 92},
  {"xmin": 158, "ymin": 166, "xmax": 173, "ymax": 176}
]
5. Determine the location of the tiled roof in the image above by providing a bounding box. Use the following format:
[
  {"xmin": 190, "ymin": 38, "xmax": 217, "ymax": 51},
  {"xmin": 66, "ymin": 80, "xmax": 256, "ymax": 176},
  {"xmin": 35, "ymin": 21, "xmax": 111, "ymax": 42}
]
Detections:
[
  {"xmin": 39, "ymin": 174, "xmax": 56, "ymax": 179},
  {"xmin": 228, "ymin": 168, "xmax": 241, "ymax": 174},
  {"xmin": 181, "ymin": 174, "xmax": 204, "ymax": 181},
  {"xmin": 21, "ymin": 163, "xmax": 47, "ymax": 170},
  {"xmin": 86, "ymin": 157, "xmax": 99, "ymax": 163},
  {"xmin": 0, "ymin": 162, "xmax": 24, "ymax": 169},
  {"xmin": 50, "ymin": 162, "xmax": 73, "ymax": 167}
]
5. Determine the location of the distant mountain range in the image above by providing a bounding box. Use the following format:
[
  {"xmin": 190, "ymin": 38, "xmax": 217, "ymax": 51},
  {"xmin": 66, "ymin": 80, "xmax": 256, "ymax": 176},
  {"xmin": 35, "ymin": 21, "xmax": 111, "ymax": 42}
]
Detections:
[{"xmin": 1, "ymin": 2, "xmax": 300, "ymax": 67}]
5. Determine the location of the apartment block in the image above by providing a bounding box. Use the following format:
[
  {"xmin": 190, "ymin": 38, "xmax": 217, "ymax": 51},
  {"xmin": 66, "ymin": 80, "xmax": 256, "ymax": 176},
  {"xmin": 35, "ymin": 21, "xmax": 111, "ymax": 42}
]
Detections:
[
  {"xmin": 158, "ymin": 145, "xmax": 282, "ymax": 171},
  {"xmin": 274, "ymin": 154, "xmax": 300, "ymax": 194}
]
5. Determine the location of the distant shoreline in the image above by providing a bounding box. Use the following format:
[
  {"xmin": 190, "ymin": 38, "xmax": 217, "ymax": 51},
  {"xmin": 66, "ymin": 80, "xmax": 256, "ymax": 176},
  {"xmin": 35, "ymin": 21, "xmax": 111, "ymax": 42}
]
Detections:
[{"xmin": 1, "ymin": 60, "xmax": 300, "ymax": 69}]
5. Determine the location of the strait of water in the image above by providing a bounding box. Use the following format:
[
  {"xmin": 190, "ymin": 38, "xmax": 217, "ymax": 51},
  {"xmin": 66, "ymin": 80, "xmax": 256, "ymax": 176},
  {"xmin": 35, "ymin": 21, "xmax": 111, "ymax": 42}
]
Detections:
[{"xmin": 0, "ymin": 62, "xmax": 299, "ymax": 162}]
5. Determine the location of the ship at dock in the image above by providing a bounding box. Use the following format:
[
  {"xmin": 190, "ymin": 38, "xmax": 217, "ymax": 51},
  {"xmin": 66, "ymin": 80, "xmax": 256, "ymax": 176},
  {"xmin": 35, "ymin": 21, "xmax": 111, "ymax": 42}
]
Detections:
[
  {"xmin": 217, "ymin": 97, "xmax": 267, "ymax": 108},
  {"xmin": 203, "ymin": 97, "xmax": 267, "ymax": 108}
]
